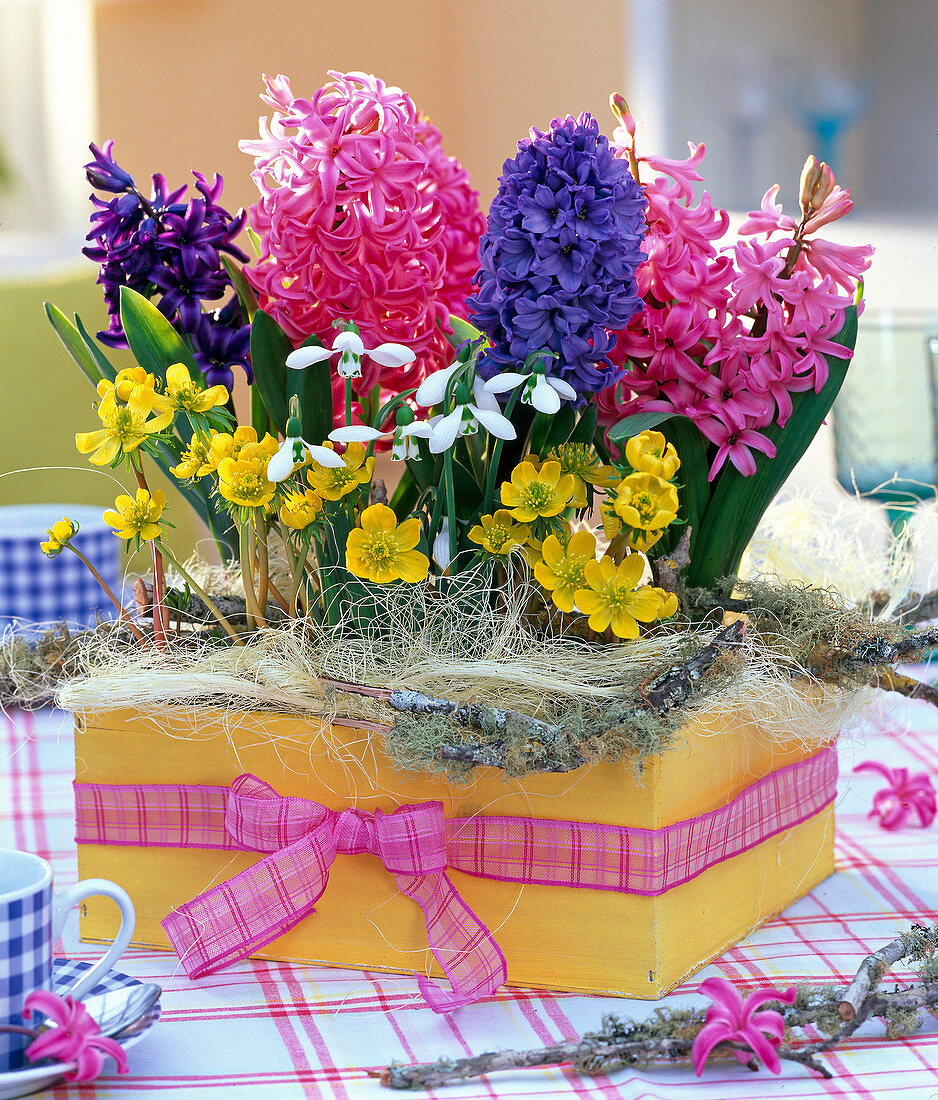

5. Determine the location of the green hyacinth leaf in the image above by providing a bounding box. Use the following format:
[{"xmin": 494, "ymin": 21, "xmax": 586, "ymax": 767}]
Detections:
[
  {"xmin": 606, "ymin": 409, "xmax": 675, "ymax": 445},
  {"xmin": 45, "ymin": 304, "xmax": 107, "ymax": 388},
  {"xmin": 447, "ymin": 315, "xmax": 485, "ymax": 348},
  {"xmin": 119, "ymin": 286, "xmax": 201, "ymax": 383},
  {"xmin": 74, "ymin": 315, "xmax": 118, "ymax": 383},
  {"xmin": 291, "ymin": 333, "xmax": 333, "ymax": 449},
  {"xmin": 249, "ymin": 309, "xmax": 292, "ymax": 434},
  {"xmin": 221, "ymin": 255, "xmax": 259, "ymax": 322},
  {"xmin": 658, "ymin": 416, "xmax": 711, "ymax": 560},
  {"xmin": 687, "ymin": 305, "xmax": 858, "ymax": 588}
]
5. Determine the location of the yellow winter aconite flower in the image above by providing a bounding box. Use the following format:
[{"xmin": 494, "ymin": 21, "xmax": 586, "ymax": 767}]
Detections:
[
  {"xmin": 575, "ymin": 554, "xmax": 662, "ymax": 639},
  {"xmin": 103, "ymin": 488, "xmax": 166, "ymax": 541},
  {"xmin": 468, "ymin": 510, "xmax": 532, "ymax": 556},
  {"xmin": 217, "ymin": 438, "xmax": 278, "ymax": 510},
  {"xmin": 96, "ymin": 366, "xmax": 166, "ymax": 408},
  {"xmin": 546, "ymin": 443, "xmax": 619, "ymax": 508},
  {"xmin": 649, "ymin": 587, "xmax": 680, "ymax": 619},
  {"xmin": 500, "ymin": 460, "xmax": 575, "ymax": 522},
  {"xmin": 279, "ymin": 488, "xmax": 323, "ymax": 530},
  {"xmin": 625, "ymin": 430, "xmax": 681, "ymax": 480},
  {"xmin": 40, "ymin": 517, "xmax": 78, "ymax": 558},
  {"xmin": 345, "ymin": 503, "xmax": 429, "ymax": 584},
  {"xmin": 75, "ymin": 388, "xmax": 173, "ymax": 466},
  {"xmin": 204, "ymin": 425, "xmax": 262, "ymax": 474},
  {"xmin": 171, "ymin": 435, "xmax": 214, "ymax": 480},
  {"xmin": 534, "ymin": 528, "xmax": 597, "ymax": 613},
  {"xmin": 306, "ymin": 441, "xmax": 375, "ymax": 501},
  {"xmin": 162, "ymin": 362, "xmax": 229, "ymax": 414},
  {"xmin": 612, "ymin": 471, "xmax": 680, "ymax": 531}
]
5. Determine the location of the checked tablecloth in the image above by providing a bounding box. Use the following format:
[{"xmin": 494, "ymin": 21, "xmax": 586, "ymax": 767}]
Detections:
[{"xmin": 1, "ymin": 699, "xmax": 936, "ymax": 1099}]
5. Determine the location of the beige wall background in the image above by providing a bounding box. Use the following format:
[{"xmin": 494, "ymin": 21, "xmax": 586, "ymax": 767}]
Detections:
[
  {"xmin": 0, "ymin": 0, "xmax": 627, "ymax": 562},
  {"xmin": 94, "ymin": 0, "xmax": 628, "ymax": 213}
]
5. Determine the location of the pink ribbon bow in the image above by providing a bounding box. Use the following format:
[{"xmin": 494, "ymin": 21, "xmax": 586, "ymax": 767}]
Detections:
[{"xmin": 161, "ymin": 774, "xmax": 506, "ymax": 1013}]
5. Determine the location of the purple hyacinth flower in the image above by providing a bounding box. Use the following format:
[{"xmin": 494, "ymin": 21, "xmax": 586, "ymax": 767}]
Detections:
[
  {"xmin": 82, "ymin": 141, "xmax": 249, "ymax": 379},
  {"xmin": 190, "ymin": 302, "xmax": 252, "ymax": 389},
  {"xmin": 85, "ymin": 140, "xmax": 136, "ymax": 194},
  {"xmin": 467, "ymin": 113, "xmax": 646, "ymax": 403}
]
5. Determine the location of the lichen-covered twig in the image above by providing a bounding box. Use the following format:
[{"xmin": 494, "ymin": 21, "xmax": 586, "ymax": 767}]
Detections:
[
  {"xmin": 637, "ymin": 620, "xmax": 747, "ymax": 713},
  {"xmin": 379, "ymin": 926, "xmax": 938, "ymax": 1089},
  {"xmin": 434, "ymin": 620, "xmax": 748, "ymax": 772}
]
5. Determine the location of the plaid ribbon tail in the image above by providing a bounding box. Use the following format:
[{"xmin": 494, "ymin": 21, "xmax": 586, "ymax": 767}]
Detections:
[
  {"xmin": 161, "ymin": 778, "xmax": 506, "ymax": 1012},
  {"xmin": 161, "ymin": 826, "xmax": 335, "ymax": 978}
]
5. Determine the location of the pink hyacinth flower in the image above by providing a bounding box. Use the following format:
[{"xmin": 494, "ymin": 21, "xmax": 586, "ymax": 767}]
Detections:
[
  {"xmin": 854, "ymin": 761, "xmax": 937, "ymax": 830},
  {"xmin": 692, "ymin": 976, "xmax": 796, "ymax": 1076},
  {"xmin": 23, "ymin": 990, "xmax": 129, "ymax": 1084}
]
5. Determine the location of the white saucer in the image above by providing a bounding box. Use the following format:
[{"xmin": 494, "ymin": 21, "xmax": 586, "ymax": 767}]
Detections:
[{"xmin": 0, "ymin": 958, "xmax": 160, "ymax": 1100}]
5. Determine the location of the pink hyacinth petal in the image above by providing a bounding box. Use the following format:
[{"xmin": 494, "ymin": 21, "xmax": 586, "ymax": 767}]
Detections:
[
  {"xmin": 240, "ymin": 72, "xmax": 484, "ymax": 412},
  {"xmin": 23, "ymin": 990, "xmax": 129, "ymax": 1084},
  {"xmin": 692, "ymin": 977, "xmax": 792, "ymax": 1077},
  {"xmin": 692, "ymin": 1020, "xmax": 734, "ymax": 1076}
]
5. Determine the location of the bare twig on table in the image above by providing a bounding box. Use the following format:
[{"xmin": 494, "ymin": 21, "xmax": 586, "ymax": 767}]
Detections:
[
  {"xmin": 378, "ymin": 926, "xmax": 938, "ymax": 1089},
  {"xmin": 872, "ymin": 669, "xmax": 938, "ymax": 709}
]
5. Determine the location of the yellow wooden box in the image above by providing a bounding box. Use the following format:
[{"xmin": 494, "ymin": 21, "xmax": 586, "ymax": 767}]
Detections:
[{"xmin": 74, "ymin": 706, "xmax": 834, "ymax": 998}]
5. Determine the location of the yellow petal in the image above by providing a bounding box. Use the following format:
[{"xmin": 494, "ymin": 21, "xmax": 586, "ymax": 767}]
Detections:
[
  {"xmin": 75, "ymin": 429, "xmax": 108, "ymax": 454},
  {"xmin": 89, "ymin": 435, "xmax": 121, "ymax": 466},
  {"xmin": 394, "ymin": 549, "xmax": 430, "ymax": 583},
  {"xmin": 360, "ymin": 503, "xmax": 397, "ymax": 534}
]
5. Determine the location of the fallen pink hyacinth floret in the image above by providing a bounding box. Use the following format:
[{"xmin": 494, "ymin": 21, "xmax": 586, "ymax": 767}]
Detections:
[
  {"xmin": 23, "ymin": 989, "xmax": 129, "ymax": 1084},
  {"xmin": 691, "ymin": 976, "xmax": 796, "ymax": 1076},
  {"xmin": 854, "ymin": 761, "xmax": 937, "ymax": 830}
]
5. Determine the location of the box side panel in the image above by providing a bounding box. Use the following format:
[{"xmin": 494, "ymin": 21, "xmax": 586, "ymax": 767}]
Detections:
[{"xmin": 653, "ymin": 803, "xmax": 835, "ymax": 993}]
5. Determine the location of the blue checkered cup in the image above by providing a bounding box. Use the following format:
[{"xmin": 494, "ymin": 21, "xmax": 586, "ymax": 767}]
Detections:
[{"xmin": 0, "ymin": 849, "xmax": 135, "ymax": 1072}]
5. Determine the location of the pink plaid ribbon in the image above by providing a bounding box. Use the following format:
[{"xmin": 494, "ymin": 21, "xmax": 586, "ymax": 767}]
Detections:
[
  {"xmin": 74, "ymin": 746, "xmax": 836, "ymax": 1006},
  {"xmin": 154, "ymin": 774, "xmax": 507, "ymax": 1013}
]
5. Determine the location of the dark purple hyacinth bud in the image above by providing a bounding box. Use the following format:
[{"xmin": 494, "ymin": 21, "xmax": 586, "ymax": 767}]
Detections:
[
  {"xmin": 85, "ymin": 141, "xmax": 136, "ymax": 193},
  {"xmin": 82, "ymin": 142, "xmax": 250, "ymax": 382},
  {"xmin": 190, "ymin": 301, "xmax": 252, "ymax": 389},
  {"xmin": 466, "ymin": 113, "xmax": 646, "ymax": 401}
]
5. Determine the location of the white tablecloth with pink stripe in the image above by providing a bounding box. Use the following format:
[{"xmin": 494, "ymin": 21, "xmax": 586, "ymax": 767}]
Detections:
[{"xmin": 1, "ymin": 699, "xmax": 936, "ymax": 1099}]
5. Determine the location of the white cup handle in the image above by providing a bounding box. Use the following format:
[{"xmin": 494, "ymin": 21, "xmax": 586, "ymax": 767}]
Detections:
[{"xmin": 52, "ymin": 879, "xmax": 136, "ymax": 1001}]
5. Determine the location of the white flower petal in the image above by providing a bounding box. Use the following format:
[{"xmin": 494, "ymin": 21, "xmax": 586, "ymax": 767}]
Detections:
[
  {"xmin": 329, "ymin": 425, "xmax": 386, "ymax": 443},
  {"xmin": 267, "ymin": 441, "xmax": 299, "ymax": 482},
  {"xmin": 286, "ymin": 346, "xmax": 332, "ymax": 369},
  {"xmin": 548, "ymin": 376, "xmax": 578, "ymax": 401},
  {"xmin": 367, "ymin": 342, "xmax": 417, "ymax": 368},
  {"xmin": 471, "ymin": 377, "xmax": 502, "ymax": 412},
  {"xmin": 400, "ymin": 421, "xmax": 433, "ymax": 438},
  {"xmin": 415, "ymin": 363, "xmax": 458, "ymax": 407},
  {"xmin": 482, "ymin": 372, "xmax": 527, "ymax": 394},
  {"xmin": 432, "ymin": 522, "xmax": 452, "ymax": 569},
  {"xmin": 428, "ymin": 408, "xmax": 464, "ymax": 453},
  {"xmin": 531, "ymin": 375, "xmax": 562, "ymax": 414},
  {"xmin": 304, "ymin": 443, "xmax": 346, "ymax": 468},
  {"xmin": 472, "ymin": 405, "xmax": 517, "ymax": 440},
  {"xmin": 332, "ymin": 330, "xmax": 365, "ymax": 357}
]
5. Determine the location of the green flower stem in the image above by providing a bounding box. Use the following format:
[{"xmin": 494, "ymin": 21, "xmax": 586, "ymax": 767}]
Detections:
[
  {"xmin": 254, "ymin": 510, "xmax": 269, "ymax": 620},
  {"xmin": 482, "ymin": 389, "xmax": 520, "ymax": 514},
  {"xmin": 443, "ymin": 447, "xmax": 457, "ymax": 568},
  {"xmin": 238, "ymin": 522, "xmax": 260, "ymax": 631},
  {"xmin": 129, "ymin": 450, "xmax": 168, "ymax": 649},
  {"xmin": 66, "ymin": 545, "xmax": 148, "ymax": 646},
  {"xmin": 157, "ymin": 543, "xmax": 244, "ymax": 646},
  {"xmin": 425, "ymin": 456, "xmax": 446, "ymax": 560},
  {"xmin": 289, "ymin": 543, "xmax": 312, "ymax": 616},
  {"xmin": 345, "ymin": 378, "xmax": 353, "ymax": 427}
]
